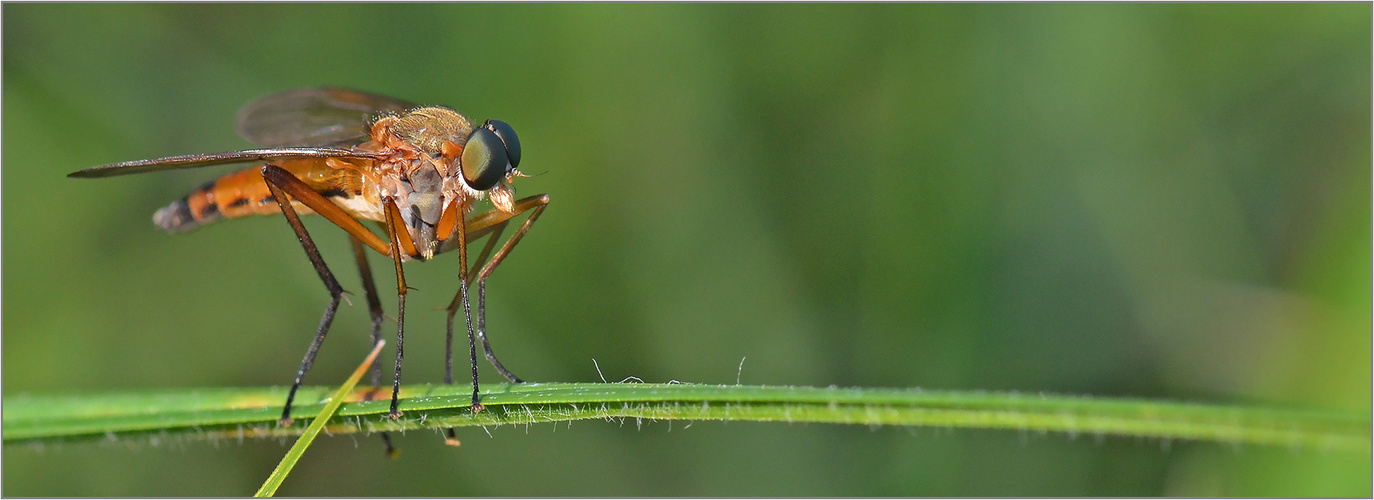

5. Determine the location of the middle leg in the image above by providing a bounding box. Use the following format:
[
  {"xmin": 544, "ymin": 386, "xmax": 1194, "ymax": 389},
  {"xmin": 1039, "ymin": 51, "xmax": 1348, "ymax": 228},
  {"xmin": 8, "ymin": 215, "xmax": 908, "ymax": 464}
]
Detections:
[{"xmin": 351, "ymin": 236, "xmax": 397, "ymax": 457}]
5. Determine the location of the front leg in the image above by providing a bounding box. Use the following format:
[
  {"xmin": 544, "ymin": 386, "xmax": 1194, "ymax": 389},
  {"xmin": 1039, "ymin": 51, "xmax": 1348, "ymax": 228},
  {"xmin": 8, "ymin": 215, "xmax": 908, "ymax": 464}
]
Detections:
[{"xmin": 471, "ymin": 194, "xmax": 549, "ymax": 383}]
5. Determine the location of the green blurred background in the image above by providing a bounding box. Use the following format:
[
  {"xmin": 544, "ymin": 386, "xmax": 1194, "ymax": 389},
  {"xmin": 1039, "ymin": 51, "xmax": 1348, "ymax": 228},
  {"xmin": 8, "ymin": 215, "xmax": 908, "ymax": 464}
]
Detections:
[{"xmin": 4, "ymin": 3, "xmax": 1369, "ymax": 496}]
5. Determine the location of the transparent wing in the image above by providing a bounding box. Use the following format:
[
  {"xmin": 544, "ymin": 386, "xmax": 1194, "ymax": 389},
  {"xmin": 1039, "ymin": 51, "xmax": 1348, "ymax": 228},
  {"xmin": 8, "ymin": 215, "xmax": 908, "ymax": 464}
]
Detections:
[
  {"xmin": 235, "ymin": 87, "xmax": 416, "ymax": 147},
  {"xmin": 67, "ymin": 148, "xmax": 384, "ymax": 178}
]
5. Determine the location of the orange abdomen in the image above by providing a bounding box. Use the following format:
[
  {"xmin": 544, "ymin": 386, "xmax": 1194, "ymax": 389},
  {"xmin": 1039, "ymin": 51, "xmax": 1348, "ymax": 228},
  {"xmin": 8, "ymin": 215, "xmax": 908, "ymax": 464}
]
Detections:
[{"xmin": 153, "ymin": 159, "xmax": 357, "ymax": 233}]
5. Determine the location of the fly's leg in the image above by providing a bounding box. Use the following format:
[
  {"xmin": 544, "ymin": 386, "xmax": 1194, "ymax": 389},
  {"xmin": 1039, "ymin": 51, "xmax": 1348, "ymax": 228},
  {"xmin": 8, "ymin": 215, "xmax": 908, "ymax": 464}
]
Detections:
[
  {"xmin": 440, "ymin": 206, "xmax": 480, "ymax": 444},
  {"xmin": 438, "ymin": 199, "xmax": 485, "ymax": 415},
  {"xmin": 457, "ymin": 206, "xmax": 484, "ymax": 413},
  {"xmin": 350, "ymin": 237, "xmax": 397, "ymax": 457},
  {"xmin": 350, "ymin": 238, "xmax": 386, "ymax": 393},
  {"xmin": 471, "ymin": 195, "xmax": 549, "ymax": 383},
  {"xmin": 466, "ymin": 223, "xmax": 522, "ymax": 384},
  {"xmin": 381, "ymin": 197, "xmax": 418, "ymax": 420},
  {"xmin": 262, "ymin": 166, "xmax": 345, "ymax": 427}
]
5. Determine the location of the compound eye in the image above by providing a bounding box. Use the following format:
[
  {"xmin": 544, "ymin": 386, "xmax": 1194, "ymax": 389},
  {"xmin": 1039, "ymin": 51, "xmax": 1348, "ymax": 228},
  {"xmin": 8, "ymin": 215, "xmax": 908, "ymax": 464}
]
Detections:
[
  {"xmin": 461, "ymin": 127, "xmax": 509, "ymax": 191},
  {"xmin": 484, "ymin": 120, "xmax": 521, "ymax": 169}
]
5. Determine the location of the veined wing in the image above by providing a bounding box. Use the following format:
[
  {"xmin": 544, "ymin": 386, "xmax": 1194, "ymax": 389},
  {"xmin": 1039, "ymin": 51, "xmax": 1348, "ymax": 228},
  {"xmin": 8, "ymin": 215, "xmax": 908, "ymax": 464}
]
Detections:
[
  {"xmin": 235, "ymin": 87, "xmax": 416, "ymax": 147},
  {"xmin": 67, "ymin": 147, "xmax": 384, "ymax": 178}
]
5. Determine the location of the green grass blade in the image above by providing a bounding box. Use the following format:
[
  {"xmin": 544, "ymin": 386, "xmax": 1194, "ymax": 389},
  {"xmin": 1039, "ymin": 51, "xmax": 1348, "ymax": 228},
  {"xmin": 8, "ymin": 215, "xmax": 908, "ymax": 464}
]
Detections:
[
  {"xmin": 5, "ymin": 382, "xmax": 1367, "ymax": 453},
  {"xmin": 255, "ymin": 340, "xmax": 385, "ymax": 497}
]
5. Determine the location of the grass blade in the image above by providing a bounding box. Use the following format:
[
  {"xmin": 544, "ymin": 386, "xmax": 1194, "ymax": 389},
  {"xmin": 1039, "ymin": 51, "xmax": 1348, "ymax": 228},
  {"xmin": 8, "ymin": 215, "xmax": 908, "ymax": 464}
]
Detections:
[
  {"xmin": 5, "ymin": 380, "xmax": 1366, "ymax": 453},
  {"xmin": 254, "ymin": 340, "xmax": 385, "ymax": 497}
]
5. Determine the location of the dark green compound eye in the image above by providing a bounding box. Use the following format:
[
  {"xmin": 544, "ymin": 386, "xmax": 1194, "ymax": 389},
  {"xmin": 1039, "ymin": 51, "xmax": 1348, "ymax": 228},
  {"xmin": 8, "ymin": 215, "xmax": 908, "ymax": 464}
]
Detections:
[{"xmin": 460, "ymin": 120, "xmax": 520, "ymax": 191}]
